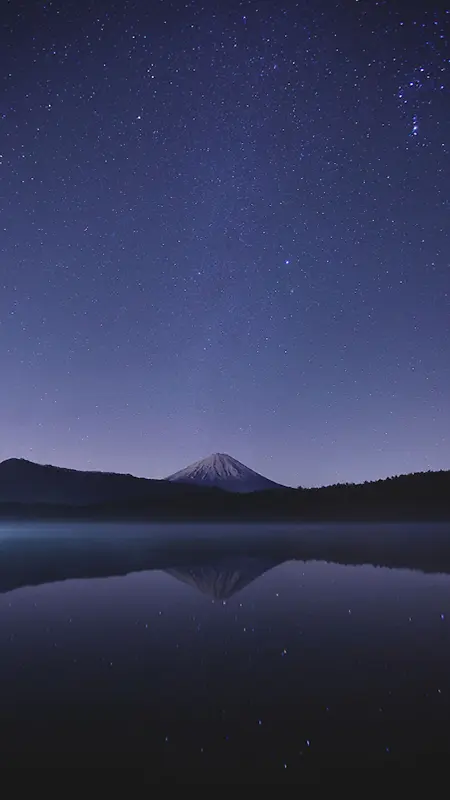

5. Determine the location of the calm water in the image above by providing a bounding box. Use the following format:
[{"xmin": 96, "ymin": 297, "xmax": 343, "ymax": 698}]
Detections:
[{"xmin": 1, "ymin": 521, "xmax": 450, "ymax": 777}]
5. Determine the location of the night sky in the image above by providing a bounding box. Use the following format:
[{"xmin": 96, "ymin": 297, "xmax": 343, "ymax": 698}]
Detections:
[{"xmin": 1, "ymin": 0, "xmax": 449, "ymax": 488}]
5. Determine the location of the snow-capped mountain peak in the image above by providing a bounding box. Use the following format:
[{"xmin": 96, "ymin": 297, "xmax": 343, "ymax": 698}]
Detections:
[{"xmin": 166, "ymin": 453, "xmax": 284, "ymax": 493}]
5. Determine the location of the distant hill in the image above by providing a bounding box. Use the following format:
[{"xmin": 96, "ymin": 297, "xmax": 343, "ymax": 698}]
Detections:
[
  {"xmin": 295, "ymin": 469, "xmax": 450, "ymax": 519},
  {"xmin": 166, "ymin": 452, "xmax": 285, "ymax": 493},
  {"xmin": 0, "ymin": 457, "xmax": 218, "ymax": 507}
]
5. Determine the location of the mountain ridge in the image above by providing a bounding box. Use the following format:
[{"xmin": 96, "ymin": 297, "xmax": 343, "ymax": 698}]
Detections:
[{"xmin": 0, "ymin": 456, "xmax": 449, "ymax": 521}]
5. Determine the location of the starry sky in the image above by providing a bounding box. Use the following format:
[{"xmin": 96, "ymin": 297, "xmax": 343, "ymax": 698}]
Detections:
[{"xmin": 1, "ymin": 0, "xmax": 449, "ymax": 488}]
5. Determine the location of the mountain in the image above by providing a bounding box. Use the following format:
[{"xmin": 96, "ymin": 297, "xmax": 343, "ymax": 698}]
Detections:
[
  {"xmin": 0, "ymin": 456, "xmax": 449, "ymax": 521},
  {"xmin": 0, "ymin": 457, "xmax": 216, "ymax": 507},
  {"xmin": 166, "ymin": 452, "xmax": 285, "ymax": 493}
]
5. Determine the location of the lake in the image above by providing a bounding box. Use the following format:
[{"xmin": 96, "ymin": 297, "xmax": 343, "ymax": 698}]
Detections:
[{"xmin": 1, "ymin": 521, "xmax": 450, "ymax": 778}]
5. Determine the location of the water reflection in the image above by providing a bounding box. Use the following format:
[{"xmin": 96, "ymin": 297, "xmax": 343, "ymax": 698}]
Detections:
[
  {"xmin": 166, "ymin": 557, "xmax": 281, "ymax": 598},
  {"xmin": 0, "ymin": 521, "xmax": 450, "ymax": 596},
  {"xmin": 1, "ymin": 522, "xmax": 450, "ymax": 773}
]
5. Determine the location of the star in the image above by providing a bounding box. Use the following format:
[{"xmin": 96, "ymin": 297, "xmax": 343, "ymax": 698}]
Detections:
[{"xmin": 0, "ymin": 0, "xmax": 448, "ymax": 487}]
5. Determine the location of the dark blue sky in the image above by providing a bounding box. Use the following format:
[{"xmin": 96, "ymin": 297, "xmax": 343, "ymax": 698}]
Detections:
[{"xmin": 1, "ymin": 0, "xmax": 449, "ymax": 487}]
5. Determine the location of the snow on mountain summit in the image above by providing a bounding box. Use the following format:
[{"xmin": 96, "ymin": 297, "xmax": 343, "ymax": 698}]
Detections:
[{"xmin": 166, "ymin": 453, "xmax": 284, "ymax": 493}]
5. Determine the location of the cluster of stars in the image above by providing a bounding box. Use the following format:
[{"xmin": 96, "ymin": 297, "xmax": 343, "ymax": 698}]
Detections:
[{"xmin": 0, "ymin": 0, "xmax": 448, "ymax": 486}]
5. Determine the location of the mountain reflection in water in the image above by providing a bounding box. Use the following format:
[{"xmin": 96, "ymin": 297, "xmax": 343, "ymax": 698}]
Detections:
[
  {"xmin": 2, "ymin": 522, "xmax": 450, "ymax": 774},
  {"xmin": 165, "ymin": 557, "xmax": 281, "ymax": 599},
  {"xmin": 0, "ymin": 521, "xmax": 450, "ymax": 596}
]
